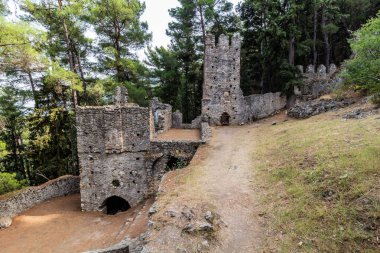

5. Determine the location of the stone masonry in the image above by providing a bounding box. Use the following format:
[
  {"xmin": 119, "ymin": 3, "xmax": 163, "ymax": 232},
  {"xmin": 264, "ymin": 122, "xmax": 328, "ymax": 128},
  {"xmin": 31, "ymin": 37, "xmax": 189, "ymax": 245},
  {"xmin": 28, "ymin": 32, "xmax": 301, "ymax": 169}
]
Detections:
[
  {"xmin": 76, "ymin": 89, "xmax": 202, "ymax": 212},
  {"xmin": 202, "ymin": 34, "xmax": 246, "ymax": 125},
  {"xmin": 202, "ymin": 34, "xmax": 287, "ymax": 125}
]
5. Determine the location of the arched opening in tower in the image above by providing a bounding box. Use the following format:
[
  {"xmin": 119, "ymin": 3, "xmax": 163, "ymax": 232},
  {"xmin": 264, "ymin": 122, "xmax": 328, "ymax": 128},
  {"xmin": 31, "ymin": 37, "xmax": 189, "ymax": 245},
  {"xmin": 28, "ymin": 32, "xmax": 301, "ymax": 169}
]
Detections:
[
  {"xmin": 101, "ymin": 196, "xmax": 131, "ymax": 215},
  {"xmin": 220, "ymin": 112, "xmax": 230, "ymax": 126}
]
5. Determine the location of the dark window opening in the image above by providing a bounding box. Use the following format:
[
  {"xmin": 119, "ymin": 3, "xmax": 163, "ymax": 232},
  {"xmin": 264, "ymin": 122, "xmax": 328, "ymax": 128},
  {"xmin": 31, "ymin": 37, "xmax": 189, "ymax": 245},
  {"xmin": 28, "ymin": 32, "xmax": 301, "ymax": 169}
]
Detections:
[
  {"xmin": 165, "ymin": 156, "xmax": 186, "ymax": 171},
  {"xmin": 220, "ymin": 112, "xmax": 230, "ymax": 126},
  {"xmin": 101, "ymin": 196, "xmax": 131, "ymax": 215}
]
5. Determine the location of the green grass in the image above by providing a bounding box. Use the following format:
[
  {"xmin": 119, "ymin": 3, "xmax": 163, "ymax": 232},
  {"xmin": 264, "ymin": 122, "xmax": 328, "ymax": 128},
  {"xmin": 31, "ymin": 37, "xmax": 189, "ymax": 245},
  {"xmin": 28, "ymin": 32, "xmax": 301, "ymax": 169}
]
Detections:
[{"xmin": 252, "ymin": 109, "xmax": 380, "ymax": 252}]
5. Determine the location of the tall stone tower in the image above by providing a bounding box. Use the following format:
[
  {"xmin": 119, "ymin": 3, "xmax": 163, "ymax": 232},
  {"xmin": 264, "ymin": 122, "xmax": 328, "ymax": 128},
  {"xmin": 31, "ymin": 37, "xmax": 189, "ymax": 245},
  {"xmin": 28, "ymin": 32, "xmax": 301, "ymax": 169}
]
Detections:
[{"xmin": 202, "ymin": 34, "xmax": 246, "ymax": 126}]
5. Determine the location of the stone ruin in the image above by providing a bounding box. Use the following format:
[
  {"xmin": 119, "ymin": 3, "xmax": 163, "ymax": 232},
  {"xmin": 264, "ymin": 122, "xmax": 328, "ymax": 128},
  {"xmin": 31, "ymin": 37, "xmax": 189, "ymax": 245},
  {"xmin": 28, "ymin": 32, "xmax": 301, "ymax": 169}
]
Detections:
[
  {"xmin": 294, "ymin": 63, "xmax": 341, "ymax": 101},
  {"xmin": 75, "ymin": 34, "xmax": 289, "ymax": 214},
  {"xmin": 201, "ymin": 34, "xmax": 287, "ymax": 125},
  {"xmin": 76, "ymin": 88, "xmax": 203, "ymax": 213}
]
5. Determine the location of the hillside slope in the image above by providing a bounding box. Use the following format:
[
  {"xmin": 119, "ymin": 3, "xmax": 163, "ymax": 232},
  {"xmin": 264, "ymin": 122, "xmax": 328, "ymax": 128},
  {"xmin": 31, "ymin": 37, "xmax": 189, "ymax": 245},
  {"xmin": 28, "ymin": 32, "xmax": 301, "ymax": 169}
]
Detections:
[{"xmin": 145, "ymin": 101, "xmax": 379, "ymax": 253}]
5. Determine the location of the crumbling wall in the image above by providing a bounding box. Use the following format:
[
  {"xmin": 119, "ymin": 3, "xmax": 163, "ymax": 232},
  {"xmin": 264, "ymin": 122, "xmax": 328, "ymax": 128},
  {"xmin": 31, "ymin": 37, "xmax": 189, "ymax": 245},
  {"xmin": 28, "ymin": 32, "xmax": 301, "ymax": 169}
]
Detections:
[
  {"xmin": 245, "ymin": 92, "xmax": 287, "ymax": 120},
  {"xmin": 150, "ymin": 98, "xmax": 172, "ymax": 133},
  {"xmin": 172, "ymin": 110, "xmax": 183, "ymax": 128},
  {"xmin": 295, "ymin": 64, "xmax": 341, "ymax": 100},
  {"xmin": 201, "ymin": 122, "xmax": 212, "ymax": 142},
  {"xmin": 0, "ymin": 175, "xmax": 79, "ymax": 219}
]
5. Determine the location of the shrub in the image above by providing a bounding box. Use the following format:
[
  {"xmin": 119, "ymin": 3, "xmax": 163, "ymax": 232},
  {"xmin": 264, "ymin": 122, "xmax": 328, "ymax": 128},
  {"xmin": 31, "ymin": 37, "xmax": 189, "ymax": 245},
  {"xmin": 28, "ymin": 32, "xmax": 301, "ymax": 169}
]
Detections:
[
  {"xmin": 0, "ymin": 172, "xmax": 27, "ymax": 195},
  {"xmin": 342, "ymin": 12, "xmax": 380, "ymax": 104}
]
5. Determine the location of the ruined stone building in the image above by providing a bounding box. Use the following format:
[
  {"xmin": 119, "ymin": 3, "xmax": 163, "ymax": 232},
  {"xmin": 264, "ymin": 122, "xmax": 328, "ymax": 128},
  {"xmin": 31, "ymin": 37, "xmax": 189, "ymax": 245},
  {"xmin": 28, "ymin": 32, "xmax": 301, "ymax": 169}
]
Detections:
[
  {"xmin": 76, "ymin": 87, "xmax": 204, "ymax": 214},
  {"xmin": 201, "ymin": 34, "xmax": 287, "ymax": 126},
  {"xmin": 76, "ymin": 35, "xmax": 288, "ymax": 214}
]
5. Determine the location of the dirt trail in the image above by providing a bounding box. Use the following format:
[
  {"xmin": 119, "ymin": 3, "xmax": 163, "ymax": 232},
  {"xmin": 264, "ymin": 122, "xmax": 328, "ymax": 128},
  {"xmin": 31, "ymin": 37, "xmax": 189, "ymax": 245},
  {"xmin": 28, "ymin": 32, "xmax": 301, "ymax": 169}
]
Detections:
[
  {"xmin": 198, "ymin": 126, "xmax": 264, "ymax": 252},
  {"xmin": 147, "ymin": 125, "xmax": 266, "ymax": 252}
]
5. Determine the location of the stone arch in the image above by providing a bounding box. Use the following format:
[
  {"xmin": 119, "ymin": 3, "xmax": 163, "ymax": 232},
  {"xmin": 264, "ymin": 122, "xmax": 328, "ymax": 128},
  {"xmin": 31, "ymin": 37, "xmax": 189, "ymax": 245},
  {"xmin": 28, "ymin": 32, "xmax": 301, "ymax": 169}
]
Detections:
[
  {"xmin": 220, "ymin": 112, "xmax": 230, "ymax": 126},
  {"xmin": 100, "ymin": 196, "xmax": 131, "ymax": 215}
]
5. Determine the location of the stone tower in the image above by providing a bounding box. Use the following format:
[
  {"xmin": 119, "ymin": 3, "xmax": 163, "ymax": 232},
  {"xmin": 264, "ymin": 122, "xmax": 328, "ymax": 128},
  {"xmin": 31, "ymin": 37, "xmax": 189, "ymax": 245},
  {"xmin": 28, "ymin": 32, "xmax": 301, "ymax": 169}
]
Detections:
[{"xmin": 202, "ymin": 34, "xmax": 246, "ymax": 125}]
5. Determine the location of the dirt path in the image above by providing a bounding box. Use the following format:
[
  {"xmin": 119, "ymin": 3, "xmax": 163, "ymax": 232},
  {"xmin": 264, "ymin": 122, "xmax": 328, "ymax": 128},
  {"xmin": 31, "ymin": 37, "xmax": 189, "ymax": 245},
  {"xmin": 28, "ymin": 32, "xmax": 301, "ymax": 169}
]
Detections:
[
  {"xmin": 198, "ymin": 126, "xmax": 264, "ymax": 252},
  {"xmin": 147, "ymin": 125, "xmax": 266, "ymax": 252},
  {"xmin": 0, "ymin": 194, "xmax": 152, "ymax": 253}
]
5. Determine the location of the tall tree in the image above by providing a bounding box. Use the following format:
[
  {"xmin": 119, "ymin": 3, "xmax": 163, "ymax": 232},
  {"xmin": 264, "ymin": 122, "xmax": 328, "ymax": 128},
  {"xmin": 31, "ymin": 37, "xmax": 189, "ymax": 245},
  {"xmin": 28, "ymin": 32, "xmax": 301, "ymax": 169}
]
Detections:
[
  {"xmin": 24, "ymin": 0, "xmax": 89, "ymax": 106},
  {"xmin": 88, "ymin": 0, "xmax": 151, "ymax": 83}
]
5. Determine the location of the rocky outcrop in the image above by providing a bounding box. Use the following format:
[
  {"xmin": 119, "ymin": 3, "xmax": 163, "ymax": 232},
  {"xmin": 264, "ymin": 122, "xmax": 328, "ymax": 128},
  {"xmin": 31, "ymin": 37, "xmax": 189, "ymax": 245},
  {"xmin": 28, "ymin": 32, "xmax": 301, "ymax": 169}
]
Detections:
[{"xmin": 288, "ymin": 99, "xmax": 355, "ymax": 119}]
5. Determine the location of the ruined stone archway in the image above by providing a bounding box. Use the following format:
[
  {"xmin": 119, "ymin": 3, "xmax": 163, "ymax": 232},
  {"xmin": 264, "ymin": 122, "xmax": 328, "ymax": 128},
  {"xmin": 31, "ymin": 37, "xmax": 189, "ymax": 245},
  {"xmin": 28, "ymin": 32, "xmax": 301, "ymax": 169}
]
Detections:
[
  {"xmin": 220, "ymin": 112, "xmax": 230, "ymax": 126},
  {"xmin": 101, "ymin": 196, "xmax": 131, "ymax": 215}
]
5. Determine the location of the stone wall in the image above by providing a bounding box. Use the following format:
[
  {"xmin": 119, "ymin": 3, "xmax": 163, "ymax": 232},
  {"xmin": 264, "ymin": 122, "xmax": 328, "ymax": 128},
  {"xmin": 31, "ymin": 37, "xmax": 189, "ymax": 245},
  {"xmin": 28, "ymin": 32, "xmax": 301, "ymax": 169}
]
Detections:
[
  {"xmin": 295, "ymin": 64, "xmax": 341, "ymax": 100},
  {"xmin": 201, "ymin": 34, "xmax": 287, "ymax": 125},
  {"xmin": 76, "ymin": 89, "xmax": 202, "ymax": 213},
  {"xmin": 0, "ymin": 175, "xmax": 79, "ymax": 219},
  {"xmin": 150, "ymin": 98, "xmax": 172, "ymax": 134},
  {"xmin": 201, "ymin": 122, "xmax": 212, "ymax": 143},
  {"xmin": 172, "ymin": 110, "xmax": 183, "ymax": 128},
  {"xmin": 76, "ymin": 104, "xmax": 153, "ymax": 211},
  {"xmin": 245, "ymin": 92, "xmax": 287, "ymax": 120}
]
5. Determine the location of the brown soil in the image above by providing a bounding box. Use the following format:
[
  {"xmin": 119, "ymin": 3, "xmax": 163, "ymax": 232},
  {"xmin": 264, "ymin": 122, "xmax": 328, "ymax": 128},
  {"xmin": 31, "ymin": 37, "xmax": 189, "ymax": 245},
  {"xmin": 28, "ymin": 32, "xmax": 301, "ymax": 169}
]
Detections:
[
  {"xmin": 155, "ymin": 129, "xmax": 201, "ymax": 141},
  {"xmin": 0, "ymin": 194, "xmax": 153, "ymax": 253},
  {"xmin": 146, "ymin": 118, "xmax": 286, "ymax": 252}
]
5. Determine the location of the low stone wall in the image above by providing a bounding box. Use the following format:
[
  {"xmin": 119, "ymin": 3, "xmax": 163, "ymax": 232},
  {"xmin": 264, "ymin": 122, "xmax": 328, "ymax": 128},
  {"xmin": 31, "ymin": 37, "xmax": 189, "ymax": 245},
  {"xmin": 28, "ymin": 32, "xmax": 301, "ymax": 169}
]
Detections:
[
  {"xmin": 245, "ymin": 92, "xmax": 287, "ymax": 120},
  {"xmin": 0, "ymin": 175, "xmax": 80, "ymax": 219},
  {"xmin": 201, "ymin": 122, "xmax": 212, "ymax": 143}
]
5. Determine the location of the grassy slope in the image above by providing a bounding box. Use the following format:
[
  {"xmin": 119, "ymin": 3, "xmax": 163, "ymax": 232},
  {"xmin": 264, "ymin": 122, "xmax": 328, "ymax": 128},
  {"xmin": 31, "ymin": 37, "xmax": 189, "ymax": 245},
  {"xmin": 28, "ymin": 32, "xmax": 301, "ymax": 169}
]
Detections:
[{"xmin": 252, "ymin": 105, "xmax": 380, "ymax": 252}]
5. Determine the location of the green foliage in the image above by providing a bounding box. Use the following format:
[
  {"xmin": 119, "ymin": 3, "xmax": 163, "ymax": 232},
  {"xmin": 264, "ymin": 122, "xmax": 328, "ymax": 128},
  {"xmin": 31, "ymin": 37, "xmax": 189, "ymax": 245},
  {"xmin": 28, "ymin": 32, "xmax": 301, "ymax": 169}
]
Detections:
[
  {"xmin": 0, "ymin": 172, "xmax": 27, "ymax": 195},
  {"xmin": 88, "ymin": 0, "xmax": 151, "ymax": 83},
  {"xmin": 342, "ymin": 12, "xmax": 380, "ymax": 103}
]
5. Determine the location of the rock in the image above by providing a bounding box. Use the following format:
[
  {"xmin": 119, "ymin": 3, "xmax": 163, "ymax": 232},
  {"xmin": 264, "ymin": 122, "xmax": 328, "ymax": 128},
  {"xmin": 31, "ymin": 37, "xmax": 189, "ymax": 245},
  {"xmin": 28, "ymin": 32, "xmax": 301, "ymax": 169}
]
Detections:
[
  {"xmin": 288, "ymin": 98, "xmax": 355, "ymax": 119},
  {"xmin": 181, "ymin": 207, "xmax": 195, "ymax": 221},
  {"xmin": 342, "ymin": 109, "xmax": 372, "ymax": 120},
  {"xmin": 165, "ymin": 209, "xmax": 178, "ymax": 218},
  {"xmin": 147, "ymin": 220, "xmax": 154, "ymax": 228},
  {"xmin": 271, "ymin": 122, "xmax": 277, "ymax": 125},
  {"xmin": 197, "ymin": 240, "xmax": 210, "ymax": 251},
  {"xmin": 149, "ymin": 204, "xmax": 157, "ymax": 215},
  {"xmin": 183, "ymin": 223, "xmax": 194, "ymax": 233},
  {"xmin": 0, "ymin": 217, "xmax": 12, "ymax": 229},
  {"xmin": 204, "ymin": 211, "xmax": 214, "ymax": 223},
  {"xmin": 198, "ymin": 222, "xmax": 213, "ymax": 232}
]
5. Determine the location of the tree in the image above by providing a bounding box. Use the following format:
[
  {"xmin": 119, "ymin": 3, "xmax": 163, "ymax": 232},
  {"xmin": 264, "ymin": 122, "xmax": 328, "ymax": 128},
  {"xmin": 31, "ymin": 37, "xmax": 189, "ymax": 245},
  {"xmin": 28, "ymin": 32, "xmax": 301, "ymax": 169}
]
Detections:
[
  {"xmin": 0, "ymin": 18, "xmax": 47, "ymax": 107},
  {"xmin": 342, "ymin": 12, "xmax": 380, "ymax": 103},
  {"xmin": 0, "ymin": 86, "xmax": 29, "ymax": 181},
  {"xmin": 23, "ymin": 0, "xmax": 89, "ymax": 106},
  {"xmin": 88, "ymin": 0, "xmax": 151, "ymax": 83}
]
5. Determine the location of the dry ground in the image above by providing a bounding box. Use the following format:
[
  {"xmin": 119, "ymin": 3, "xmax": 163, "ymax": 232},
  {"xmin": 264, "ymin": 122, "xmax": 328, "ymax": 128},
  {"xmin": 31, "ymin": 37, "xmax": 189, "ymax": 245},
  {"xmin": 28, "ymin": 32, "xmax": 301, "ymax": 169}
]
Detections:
[
  {"xmin": 155, "ymin": 129, "xmax": 201, "ymax": 141},
  {"xmin": 145, "ymin": 101, "xmax": 380, "ymax": 252},
  {"xmin": 0, "ymin": 194, "xmax": 152, "ymax": 253}
]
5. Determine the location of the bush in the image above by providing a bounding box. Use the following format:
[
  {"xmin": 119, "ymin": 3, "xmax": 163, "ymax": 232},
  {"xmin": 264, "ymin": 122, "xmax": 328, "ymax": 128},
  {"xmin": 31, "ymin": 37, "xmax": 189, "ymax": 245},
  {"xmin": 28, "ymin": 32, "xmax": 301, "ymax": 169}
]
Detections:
[
  {"xmin": 342, "ymin": 12, "xmax": 380, "ymax": 104},
  {"xmin": 0, "ymin": 172, "xmax": 27, "ymax": 195}
]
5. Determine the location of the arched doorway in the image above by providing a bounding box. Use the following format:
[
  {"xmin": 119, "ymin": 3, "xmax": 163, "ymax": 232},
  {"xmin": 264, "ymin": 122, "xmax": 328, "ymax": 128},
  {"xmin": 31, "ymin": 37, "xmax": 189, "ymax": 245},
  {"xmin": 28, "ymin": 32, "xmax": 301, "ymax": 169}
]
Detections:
[
  {"xmin": 220, "ymin": 112, "xmax": 230, "ymax": 126},
  {"xmin": 101, "ymin": 196, "xmax": 131, "ymax": 215}
]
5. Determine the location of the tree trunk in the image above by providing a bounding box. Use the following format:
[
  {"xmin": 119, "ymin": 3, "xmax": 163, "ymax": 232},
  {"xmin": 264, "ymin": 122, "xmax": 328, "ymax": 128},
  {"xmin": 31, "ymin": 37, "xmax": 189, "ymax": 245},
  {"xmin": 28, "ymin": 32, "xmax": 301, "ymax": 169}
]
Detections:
[
  {"xmin": 27, "ymin": 71, "xmax": 39, "ymax": 108},
  {"xmin": 57, "ymin": 0, "xmax": 78, "ymax": 107},
  {"xmin": 321, "ymin": 5, "xmax": 330, "ymax": 73},
  {"xmin": 313, "ymin": 3, "xmax": 318, "ymax": 70},
  {"xmin": 288, "ymin": 36, "xmax": 295, "ymax": 65}
]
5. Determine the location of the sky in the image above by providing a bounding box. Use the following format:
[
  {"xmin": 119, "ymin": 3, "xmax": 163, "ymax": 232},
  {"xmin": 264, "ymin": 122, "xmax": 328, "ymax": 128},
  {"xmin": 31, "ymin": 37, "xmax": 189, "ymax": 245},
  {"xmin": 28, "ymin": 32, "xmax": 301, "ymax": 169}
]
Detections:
[
  {"xmin": 141, "ymin": 0, "xmax": 241, "ymax": 49},
  {"xmin": 7, "ymin": 0, "xmax": 241, "ymax": 59}
]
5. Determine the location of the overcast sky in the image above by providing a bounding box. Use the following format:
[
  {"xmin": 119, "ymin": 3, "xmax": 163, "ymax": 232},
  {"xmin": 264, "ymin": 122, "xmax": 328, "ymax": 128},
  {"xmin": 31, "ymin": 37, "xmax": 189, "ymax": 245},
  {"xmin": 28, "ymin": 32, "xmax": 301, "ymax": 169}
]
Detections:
[{"xmin": 142, "ymin": 0, "xmax": 241, "ymax": 49}]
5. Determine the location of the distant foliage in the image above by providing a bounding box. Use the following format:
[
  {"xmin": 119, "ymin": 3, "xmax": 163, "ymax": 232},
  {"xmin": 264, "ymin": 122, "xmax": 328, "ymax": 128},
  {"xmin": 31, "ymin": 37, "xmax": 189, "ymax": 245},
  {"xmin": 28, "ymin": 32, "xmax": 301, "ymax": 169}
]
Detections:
[
  {"xmin": 342, "ymin": 12, "xmax": 380, "ymax": 104},
  {"xmin": 0, "ymin": 172, "xmax": 27, "ymax": 195}
]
